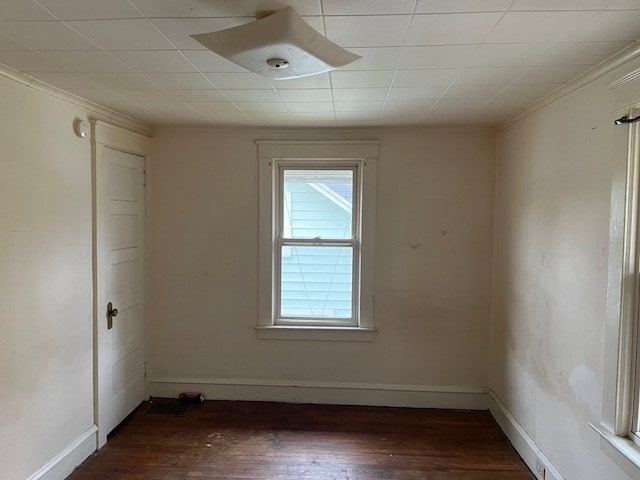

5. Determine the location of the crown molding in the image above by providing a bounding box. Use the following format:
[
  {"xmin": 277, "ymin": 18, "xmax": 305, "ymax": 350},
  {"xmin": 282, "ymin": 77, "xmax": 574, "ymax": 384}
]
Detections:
[
  {"xmin": 0, "ymin": 64, "xmax": 152, "ymax": 137},
  {"xmin": 500, "ymin": 41, "xmax": 640, "ymax": 131}
]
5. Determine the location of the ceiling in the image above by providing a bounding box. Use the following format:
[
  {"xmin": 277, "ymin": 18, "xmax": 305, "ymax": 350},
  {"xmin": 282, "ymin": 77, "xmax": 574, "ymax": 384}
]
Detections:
[{"xmin": 1, "ymin": 0, "xmax": 639, "ymax": 128}]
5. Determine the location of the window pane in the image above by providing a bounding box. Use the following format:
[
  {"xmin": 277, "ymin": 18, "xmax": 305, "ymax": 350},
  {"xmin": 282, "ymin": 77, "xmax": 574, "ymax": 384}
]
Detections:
[
  {"xmin": 280, "ymin": 245, "xmax": 353, "ymax": 318},
  {"xmin": 283, "ymin": 169, "xmax": 353, "ymax": 239}
]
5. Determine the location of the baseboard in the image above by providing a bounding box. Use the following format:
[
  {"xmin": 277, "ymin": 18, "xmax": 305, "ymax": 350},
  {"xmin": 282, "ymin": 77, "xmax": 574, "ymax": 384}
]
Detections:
[
  {"xmin": 148, "ymin": 377, "xmax": 490, "ymax": 410},
  {"xmin": 488, "ymin": 390, "xmax": 564, "ymax": 480},
  {"xmin": 27, "ymin": 425, "xmax": 97, "ymax": 480}
]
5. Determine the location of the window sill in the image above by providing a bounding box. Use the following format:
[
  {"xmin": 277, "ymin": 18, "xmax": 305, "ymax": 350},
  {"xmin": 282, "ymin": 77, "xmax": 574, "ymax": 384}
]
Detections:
[
  {"xmin": 590, "ymin": 422, "xmax": 640, "ymax": 478},
  {"xmin": 254, "ymin": 325, "xmax": 376, "ymax": 342}
]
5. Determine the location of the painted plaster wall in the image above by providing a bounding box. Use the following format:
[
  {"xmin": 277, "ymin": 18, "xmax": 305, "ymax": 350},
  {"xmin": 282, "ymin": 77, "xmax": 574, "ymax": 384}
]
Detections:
[
  {"xmin": 147, "ymin": 129, "xmax": 495, "ymax": 388},
  {"xmin": 0, "ymin": 75, "xmax": 94, "ymax": 478},
  {"xmin": 492, "ymin": 77, "xmax": 633, "ymax": 479}
]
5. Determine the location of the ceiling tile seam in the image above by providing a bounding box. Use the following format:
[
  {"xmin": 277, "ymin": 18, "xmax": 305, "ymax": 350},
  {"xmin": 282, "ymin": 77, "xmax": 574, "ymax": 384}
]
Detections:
[
  {"xmin": 319, "ymin": 0, "xmax": 337, "ymax": 127},
  {"xmin": 378, "ymin": 0, "xmax": 419, "ymax": 125},
  {"xmin": 127, "ymin": 0, "xmax": 253, "ymax": 126},
  {"xmin": 420, "ymin": 0, "xmax": 518, "ymax": 122},
  {"xmin": 477, "ymin": 1, "xmax": 614, "ymax": 112}
]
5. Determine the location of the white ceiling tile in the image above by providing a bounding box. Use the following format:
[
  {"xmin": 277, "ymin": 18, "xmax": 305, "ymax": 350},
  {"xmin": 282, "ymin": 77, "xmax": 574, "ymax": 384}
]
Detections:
[
  {"xmin": 277, "ymin": 88, "xmax": 332, "ymax": 102},
  {"xmin": 67, "ymin": 88, "xmax": 128, "ymax": 102},
  {"xmin": 97, "ymin": 100, "xmax": 157, "ymax": 117},
  {"xmin": 334, "ymin": 101, "xmax": 383, "ymax": 112},
  {"xmin": 142, "ymin": 72, "xmax": 213, "ymax": 89},
  {"xmin": 249, "ymin": 112, "xmax": 294, "ymax": 122},
  {"xmin": 387, "ymin": 86, "xmax": 447, "ymax": 101},
  {"xmin": 37, "ymin": 0, "xmax": 144, "ymax": 20},
  {"xmin": 515, "ymin": 65, "xmax": 587, "ymax": 84},
  {"xmin": 0, "ymin": 51, "xmax": 65, "ymax": 72},
  {"xmin": 164, "ymin": 89, "xmax": 229, "ymax": 102},
  {"xmin": 339, "ymin": 47, "xmax": 401, "ymax": 70},
  {"xmin": 28, "ymin": 71, "xmax": 102, "ymax": 90},
  {"xmin": 206, "ymin": 72, "xmax": 273, "ymax": 89},
  {"xmin": 110, "ymin": 51, "xmax": 196, "ymax": 73},
  {"xmin": 454, "ymin": 67, "xmax": 526, "ymax": 85},
  {"xmin": 392, "ymin": 69, "xmax": 459, "ymax": 87},
  {"xmin": 537, "ymin": 41, "xmax": 632, "ymax": 66},
  {"xmin": 325, "ymin": 15, "xmax": 411, "ymax": 47},
  {"xmin": 84, "ymin": 71, "xmax": 157, "ymax": 89},
  {"xmin": 187, "ymin": 102, "xmax": 249, "ymax": 120},
  {"xmin": 131, "ymin": 0, "xmax": 231, "ymax": 17},
  {"xmin": 0, "ymin": 21, "xmax": 98, "ymax": 50},
  {"xmin": 286, "ymin": 102, "xmax": 334, "ymax": 112},
  {"xmin": 485, "ymin": 11, "xmax": 596, "ymax": 43},
  {"xmin": 510, "ymin": 0, "xmax": 607, "ymax": 10},
  {"xmin": 415, "ymin": 0, "xmax": 512, "ymax": 13},
  {"xmin": 0, "ymin": 1, "xmax": 56, "ymax": 21},
  {"xmin": 68, "ymin": 19, "xmax": 173, "ymax": 50},
  {"xmin": 383, "ymin": 100, "xmax": 434, "ymax": 114},
  {"xmin": 180, "ymin": 50, "xmax": 245, "ymax": 72},
  {"xmin": 467, "ymin": 43, "xmax": 549, "ymax": 67},
  {"xmin": 44, "ymin": 51, "xmax": 131, "ymax": 72},
  {"xmin": 441, "ymin": 84, "xmax": 504, "ymax": 99},
  {"xmin": 398, "ymin": 45, "xmax": 477, "ymax": 69},
  {"xmin": 237, "ymin": 102, "xmax": 288, "ymax": 113},
  {"xmin": 140, "ymin": 102, "xmax": 210, "ymax": 123},
  {"xmin": 406, "ymin": 13, "xmax": 502, "ymax": 45},
  {"xmin": 432, "ymin": 99, "xmax": 486, "ymax": 110},
  {"xmin": 482, "ymin": 98, "xmax": 533, "ymax": 110},
  {"xmin": 322, "ymin": 0, "xmax": 415, "ymax": 14},
  {"xmin": 151, "ymin": 17, "xmax": 245, "ymax": 49},
  {"xmin": 331, "ymin": 70, "xmax": 394, "ymax": 88},
  {"xmin": 569, "ymin": 10, "xmax": 640, "ymax": 42},
  {"xmin": 379, "ymin": 114, "xmax": 423, "ymax": 125},
  {"xmin": 495, "ymin": 83, "xmax": 562, "ymax": 99},
  {"xmin": 333, "ymin": 88, "xmax": 389, "ymax": 101},
  {"xmin": 228, "ymin": 0, "xmax": 321, "ymax": 16},
  {"xmin": 0, "ymin": 33, "xmax": 27, "ymax": 50},
  {"xmin": 119, "ymin": 89, "xmax": 180, "ymax": 102},
  {"xmin": 272, "ymin": 73, "xmax": 331, "ymax": 89},
  {"xmin": 222, "ymin": 89, "xmax": 281, "ymax": 102}
]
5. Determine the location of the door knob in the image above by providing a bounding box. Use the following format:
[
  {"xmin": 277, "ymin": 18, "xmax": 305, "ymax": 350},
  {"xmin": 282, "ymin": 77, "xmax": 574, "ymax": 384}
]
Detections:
[{"xmin": 107, "ymin": 301, "xmax": 118, "ymax": 329}]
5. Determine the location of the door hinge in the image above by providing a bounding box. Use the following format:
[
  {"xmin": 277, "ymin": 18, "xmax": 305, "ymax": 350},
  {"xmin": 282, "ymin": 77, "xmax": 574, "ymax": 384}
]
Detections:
[{"xmin": 143, "ymin": 169, "xmax": 147, "ymax": 187}]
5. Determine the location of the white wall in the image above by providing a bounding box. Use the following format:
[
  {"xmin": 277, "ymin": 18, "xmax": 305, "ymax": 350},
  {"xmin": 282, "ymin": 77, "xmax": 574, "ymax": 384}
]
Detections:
[
  {"xmin": 0, "ymin": 75, "xmax": 94, "ymax": 478},
  {"xmin": 147, "ymin": 129, "xmax": 496, "ymax": 394},
  {"xmin": 492, "ymin": 75, "xmax": 634, "ymax": 478}
]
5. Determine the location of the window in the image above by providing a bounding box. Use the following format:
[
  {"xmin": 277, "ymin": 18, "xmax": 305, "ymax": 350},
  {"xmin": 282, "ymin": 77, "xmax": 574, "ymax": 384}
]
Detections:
[{"xmin": 256, "ymin": 141, "xmax": 378, "ymax": 340}]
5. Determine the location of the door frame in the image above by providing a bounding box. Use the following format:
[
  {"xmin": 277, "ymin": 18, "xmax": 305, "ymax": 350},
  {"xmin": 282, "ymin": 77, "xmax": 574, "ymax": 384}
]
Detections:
[{"xmin": 91, "ymin": 119, "xmax": 151, "ymax": 448}]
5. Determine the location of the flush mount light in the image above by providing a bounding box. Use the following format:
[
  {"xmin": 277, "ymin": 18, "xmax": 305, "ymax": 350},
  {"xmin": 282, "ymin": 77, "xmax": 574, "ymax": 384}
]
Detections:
[{"xmin": 190, "ymin": 7, "xmax": 361, "ymax": 80}]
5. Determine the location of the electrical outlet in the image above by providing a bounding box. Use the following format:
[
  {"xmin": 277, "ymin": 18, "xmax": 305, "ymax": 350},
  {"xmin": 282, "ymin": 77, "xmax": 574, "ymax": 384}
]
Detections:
[{"xmin": 535, "ymin": 459, "xmax": 546, "ymax": 479}]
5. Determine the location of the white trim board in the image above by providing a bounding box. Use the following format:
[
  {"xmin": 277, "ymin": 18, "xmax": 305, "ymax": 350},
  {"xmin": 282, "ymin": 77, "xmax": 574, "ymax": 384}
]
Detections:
[
  {"xmin": 27, "ymin": 425, "xmax": 97, "ymax": 480},
  {"xmin": 148, "ymin": 377, "xmax": 489, "ymax": 410},
  {"xmin": 488, "ymin": 391, "xmax": 565, "ymax": 480}
]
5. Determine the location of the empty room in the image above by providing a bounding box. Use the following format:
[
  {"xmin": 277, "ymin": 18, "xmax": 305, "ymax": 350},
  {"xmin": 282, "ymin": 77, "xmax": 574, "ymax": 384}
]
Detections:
[{"xmin": 3, "ymin": 1, "xmax": 640, "ymax": 479}]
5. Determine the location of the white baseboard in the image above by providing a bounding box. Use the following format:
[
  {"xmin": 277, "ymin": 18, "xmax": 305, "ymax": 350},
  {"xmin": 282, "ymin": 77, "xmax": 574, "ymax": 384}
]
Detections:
[
  {"xmin": 27, "ymin": 425, "xmax": 97, "ymax": 480},
  {"xmin": 488, "ymin": 391, "xmax": 564, "ymax": 480},
  {"xmin": 148, "ymin": 377, "xmax": 490, "ymax": 410}
]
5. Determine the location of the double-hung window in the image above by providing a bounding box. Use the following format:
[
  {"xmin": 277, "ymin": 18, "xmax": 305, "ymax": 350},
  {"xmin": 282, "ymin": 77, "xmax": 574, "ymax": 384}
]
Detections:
[{"xmin": 257, "ymin": 141, "xmax": 378, "ymax": 340}]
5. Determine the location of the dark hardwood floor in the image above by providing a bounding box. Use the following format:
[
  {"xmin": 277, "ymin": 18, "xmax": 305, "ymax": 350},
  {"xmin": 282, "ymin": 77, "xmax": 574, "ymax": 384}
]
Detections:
[{"xmin": 69, "ymin": 400, "xmax": 535, "ymax": 479}]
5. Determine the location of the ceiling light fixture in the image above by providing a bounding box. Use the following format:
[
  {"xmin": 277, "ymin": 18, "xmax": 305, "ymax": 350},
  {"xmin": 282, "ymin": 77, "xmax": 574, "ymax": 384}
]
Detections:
[{"xmin": 190, "ymin": 7, "xmax": 361, "ymax": 80}]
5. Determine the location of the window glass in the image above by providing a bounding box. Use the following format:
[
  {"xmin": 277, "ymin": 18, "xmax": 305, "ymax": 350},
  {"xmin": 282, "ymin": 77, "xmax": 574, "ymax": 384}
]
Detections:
[
  {"xmin": 282, "ymin": 169, "xmax": 353, "ymax": 240},
  {"xmin": 280, "ymin": 245, "xmax": 353, "ymax": 318}
]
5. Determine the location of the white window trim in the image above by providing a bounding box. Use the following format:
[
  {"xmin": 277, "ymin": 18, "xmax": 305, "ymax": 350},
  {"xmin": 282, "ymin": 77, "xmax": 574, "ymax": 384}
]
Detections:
[
  {"xmin": 256, "ymin": 140, "xmax": 378, "ymax": 341},
  {"xmin": 592, "ymin": 94, "xmax": 640, "ymax": 477}
]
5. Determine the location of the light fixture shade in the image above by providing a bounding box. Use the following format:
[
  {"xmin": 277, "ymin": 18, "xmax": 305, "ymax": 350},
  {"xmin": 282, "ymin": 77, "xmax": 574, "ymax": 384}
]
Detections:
[{"xmin": 190, "ymin": 7, "xmax": 361, "ymax": 80}]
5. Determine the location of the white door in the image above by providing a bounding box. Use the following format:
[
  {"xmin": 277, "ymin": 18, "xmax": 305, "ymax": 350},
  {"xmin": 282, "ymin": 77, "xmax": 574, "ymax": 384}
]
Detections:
[{"xmin": 95, "ymin": 145, "xmax": 146, "ymax": 447}]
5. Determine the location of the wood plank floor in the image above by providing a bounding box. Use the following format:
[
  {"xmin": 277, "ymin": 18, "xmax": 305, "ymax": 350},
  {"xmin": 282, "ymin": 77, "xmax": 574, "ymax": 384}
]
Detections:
[{"xmin": 69, "ymin": 400, "xmax": 535, "ymax": 480}]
